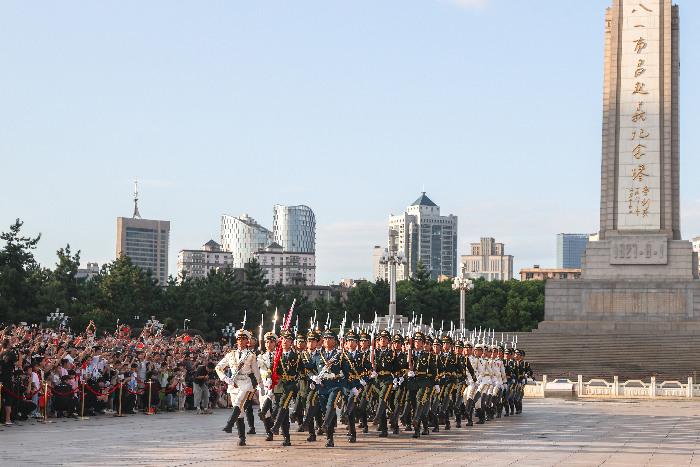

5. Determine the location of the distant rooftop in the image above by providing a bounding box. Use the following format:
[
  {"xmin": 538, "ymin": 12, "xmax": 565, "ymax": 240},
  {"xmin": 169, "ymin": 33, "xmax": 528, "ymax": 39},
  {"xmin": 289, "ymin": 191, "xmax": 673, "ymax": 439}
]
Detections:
[{"xmin": 411, "ymin": 192, "xmax": 437, "ymax": 207}]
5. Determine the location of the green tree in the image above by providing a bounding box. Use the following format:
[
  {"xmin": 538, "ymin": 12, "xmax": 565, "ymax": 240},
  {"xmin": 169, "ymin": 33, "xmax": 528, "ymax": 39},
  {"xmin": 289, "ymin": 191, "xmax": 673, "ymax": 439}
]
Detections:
[
  {"xmin": 242, "ymin": 259, "xmax": 268, "ymax": 315},
  {"xmin": 0, "ymin": 219, "xmax": 42, "ymax": 323}
]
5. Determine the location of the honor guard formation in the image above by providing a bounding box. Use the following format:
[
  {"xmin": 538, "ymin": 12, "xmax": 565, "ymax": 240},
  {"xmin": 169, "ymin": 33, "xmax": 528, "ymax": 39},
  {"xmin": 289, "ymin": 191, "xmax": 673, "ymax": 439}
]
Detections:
[{"xmin": 215, "ymin": 310, "xmax": 533, "ymax": 448}]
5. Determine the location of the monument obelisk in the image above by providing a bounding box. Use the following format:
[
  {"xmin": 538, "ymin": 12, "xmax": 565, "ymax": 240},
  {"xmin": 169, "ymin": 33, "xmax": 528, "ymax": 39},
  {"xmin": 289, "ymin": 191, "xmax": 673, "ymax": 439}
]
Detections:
[{"xmin": 541, "ymin": 0, "xmax": 700, "ymax": 333}]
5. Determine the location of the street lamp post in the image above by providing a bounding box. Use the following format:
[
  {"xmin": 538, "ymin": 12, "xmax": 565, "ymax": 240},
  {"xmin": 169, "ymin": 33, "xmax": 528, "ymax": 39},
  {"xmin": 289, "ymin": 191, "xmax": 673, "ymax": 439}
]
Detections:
[
  {"xmin": 183, "ymin": 318, "xmax": 191, "ymax": 330},
  {"xmin": 452, "ymin": 276, "xmax": 474, "ymax": 333},
  {"xmin": 47, "ymin": 309, "xmax": 69, "ymax": 330},
  {"xmin": 380, "ymin": 250, "xmax": 406, "ymax": 323}
]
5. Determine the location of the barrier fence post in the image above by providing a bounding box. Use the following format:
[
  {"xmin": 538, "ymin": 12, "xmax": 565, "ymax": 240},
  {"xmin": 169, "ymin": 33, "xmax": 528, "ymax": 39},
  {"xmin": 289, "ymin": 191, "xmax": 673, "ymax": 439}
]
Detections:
[
  {"xmin": 542, "ymin": 375, "xmax": 547, "ymax": 398},
  {"xmin": 577, "ymin": 375, "xmax": 583, "ymax": 397},
  {"xmin": 79, "ymin": 380, "xmax": 89, "ymax": 420},
  {"xmin": 146, "ymin": 380, "xmax": 154, "ymax": 415},
  {"xmin": 43, "ymin": 382, "xmax": 49, "ymax": 423},
  {"xmin": 650, "ymin": 376, "xmax": 656, "ymax": 398},
  {"xmin": 613, "ymin": 376, "xmax": 619, "ymax": 398},
  {"xmin": 115, "ymin": 383, "xmax": 124, "ymax": 417},
  {"xmin": 688, "ymin": 377, "xmax": 693, "ymax": 399}
]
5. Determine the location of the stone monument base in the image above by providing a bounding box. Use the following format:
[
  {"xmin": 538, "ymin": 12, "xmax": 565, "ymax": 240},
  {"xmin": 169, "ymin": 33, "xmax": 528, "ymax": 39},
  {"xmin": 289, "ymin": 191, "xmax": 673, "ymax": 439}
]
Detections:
[{"xmin": 539, "ymin": 278, "xmax": 700, "ymax": 334}]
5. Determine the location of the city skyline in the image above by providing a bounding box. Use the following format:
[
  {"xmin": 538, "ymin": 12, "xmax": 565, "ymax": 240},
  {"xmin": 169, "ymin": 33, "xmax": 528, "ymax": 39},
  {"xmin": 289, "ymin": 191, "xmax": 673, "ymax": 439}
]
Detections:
[{"xmin": 2, "ymin": 1, "xmax": 700, "ymax": 284}]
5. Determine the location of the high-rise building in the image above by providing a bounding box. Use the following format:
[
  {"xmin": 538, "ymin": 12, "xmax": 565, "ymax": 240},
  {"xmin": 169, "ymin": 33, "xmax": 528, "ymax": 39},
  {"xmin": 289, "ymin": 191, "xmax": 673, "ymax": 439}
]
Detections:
[
  {"xmin": 372, "ymin": 245, "xmax": 389, "ymax": 282},
  {"xmin": 116, "ymin": 182, "xmax": 170, "ymax": 285},
  {"xmin": 387, "ymin": 192, "xmax": 458, "ymax": 280},
  {"xmin": 272, "ymin": 205, "xmax": 316, "ymax": 253},
  {"xmin": 220, "ymin": 214, "xmax": 272, "ymax": 268},
  {"xmin": 556, "ymin": 233, "xmax": 590, "ymax": 269},
  {"xmin": 460, "ymin": 237, "xmax": 513, "ymax": 281},
  {"xmin": 253, "ymin": 242, "xmax": 316, "ymax": 286},
  {"xmin": 177, "ymin": 240, "xmax": 234, "ymax": 280}
]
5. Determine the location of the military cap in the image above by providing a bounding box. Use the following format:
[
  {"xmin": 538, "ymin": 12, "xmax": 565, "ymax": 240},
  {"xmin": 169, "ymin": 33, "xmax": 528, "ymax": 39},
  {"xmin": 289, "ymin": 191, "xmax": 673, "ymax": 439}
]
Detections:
[
  {"xmin": 280, "ymin": 329, "xmax": 294, "ymax": 340},
  {"xmin": 379, "ymin": 330, "xmax": 391, "ymax": 339},
  {"xmin": 323, "ymin": 328, "xmax": 337, "ymax": 339},
  {"xmin": 264, "ymin": 331, "xmax": 278, "ymax": 341},
  {"xmin": 295, "ymin": 332, "xmax": 306, "ymax": 341},
  {"xmin": 307, "ymin": 330, "xmax": 321, "ymax": 341},
  {"xmin": 441, "ymin": 335, "xmax": 453, "ymax": 344},
  {"xmin": 359, "ymin": 331, "xmax": 370, "ymax": 341},
  {"xmin": 465, "ymin": 341, "xmax": 474, "ymax": 348},
  {"xmin": 516, "ymin": 349, "xmax": 526, "ymax": 357},
  {"xmin": 235, "ymin": 329, "xmax": 252, "ymax": 340},
  {"xmin": 425, "ymin": 335, "xmax": 434, "ymax": 344},
  {"xmin": 392, "ymin": 333, "xmax": 404, "ymax": 343},
  {"xmin": 474, "ymin": 342, "xmax": 484, "ymax": 350},
  {"xmin": 491, "ymin": 344, "xmax": 499, "ymax": 351},
  {"xmin": 346, "ymin": 330, "xmax": 359, "ymax": 341},
  {"xmin": 504, "ymin": 347, "xmax": 513, "ymax": 355},
  {"xmin": 455, "ymin": 340, "xmax": 464, "ymax": 348},
  {"xmin": 413, "ymin": 331, "xmax": 425, "ymax": 342}
]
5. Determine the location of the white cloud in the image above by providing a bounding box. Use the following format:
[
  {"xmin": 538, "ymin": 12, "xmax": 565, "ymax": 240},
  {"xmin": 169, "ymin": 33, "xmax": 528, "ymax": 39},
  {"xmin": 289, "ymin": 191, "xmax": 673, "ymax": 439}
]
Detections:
[{"xmin": 440, "ymin": 0, "xmax": 489, "ymax": 9}]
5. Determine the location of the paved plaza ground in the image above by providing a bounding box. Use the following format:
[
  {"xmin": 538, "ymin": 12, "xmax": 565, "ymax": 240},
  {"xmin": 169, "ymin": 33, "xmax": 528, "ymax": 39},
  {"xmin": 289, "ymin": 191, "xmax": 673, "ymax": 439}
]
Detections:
[{"xmin": 1, "ymin": 398, "xmax": 700, "ymax": 466}]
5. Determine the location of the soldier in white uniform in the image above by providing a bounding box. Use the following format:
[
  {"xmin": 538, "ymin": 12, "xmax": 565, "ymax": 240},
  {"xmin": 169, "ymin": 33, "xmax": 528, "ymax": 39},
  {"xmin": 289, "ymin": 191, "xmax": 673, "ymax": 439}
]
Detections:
[
  {"xmin": 461, "ymin": 341, "xmax": 479, "ymax": 427},
  {"xmin": 473, "ymin": 343, "xmax": 491, "ymax": 425},
  {"xmin": 257, "ymin": 331, "xmax": 277, "ymax": 441},
  {"xmin": 217, "ymin": 329, "xmax": 262, "ymax": 446}
]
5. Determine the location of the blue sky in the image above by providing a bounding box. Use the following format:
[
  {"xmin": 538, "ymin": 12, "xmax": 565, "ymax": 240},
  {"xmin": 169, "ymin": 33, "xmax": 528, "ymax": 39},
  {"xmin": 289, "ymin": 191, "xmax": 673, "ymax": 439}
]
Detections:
[{"xmin": 1, "ymin": 0, "xmax": 699, "ymax": 284}]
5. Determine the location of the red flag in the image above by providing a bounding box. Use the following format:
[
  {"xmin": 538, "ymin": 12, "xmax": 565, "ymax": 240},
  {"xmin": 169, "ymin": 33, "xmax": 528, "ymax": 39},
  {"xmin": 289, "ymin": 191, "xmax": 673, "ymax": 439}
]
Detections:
[{"xmin": 271, "ymin": 300, "xmax": 296, "ymax": 388}]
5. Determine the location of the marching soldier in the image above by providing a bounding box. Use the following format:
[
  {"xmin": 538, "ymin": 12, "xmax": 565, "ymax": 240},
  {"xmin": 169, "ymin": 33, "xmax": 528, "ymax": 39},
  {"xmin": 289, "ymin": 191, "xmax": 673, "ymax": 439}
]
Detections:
[
  {"xmin": 372, "ymin": 329, "xmax": 396, "ymax": 437},
  {"xmin": 217, "ymin": 329, "xmax": 262, "ymax": 446},
  {"xmin": 291, "ymin": 332, "xmax": 308, "ymax": 431},
  {"xmin": 303, "ymin": 330, "xmax": 322, "ymax": 441},
  {"xmin": 356, "ymin": 331, "xmax": 374, "ymax": 434},
  {"xmin": 257, "ymin": 331, "xmax": 278, "ymax": 440},
  {"xmin": 342, "ymin": 330, "xmax": 369, "ymax": 443},
  {"xmin": 272, "ymin": 329, "xmax": 303, "ymax": 446},
  {"xmin": 407, "ymin": 331, "xmax": 436, "ymax": 439},
  {"xmin": 390, "ymin": 333, "xmax": 409, "ymax": 434},
  {"xmin": 308, "ymin": 329, "xmax": 350, "ymax": 447}
]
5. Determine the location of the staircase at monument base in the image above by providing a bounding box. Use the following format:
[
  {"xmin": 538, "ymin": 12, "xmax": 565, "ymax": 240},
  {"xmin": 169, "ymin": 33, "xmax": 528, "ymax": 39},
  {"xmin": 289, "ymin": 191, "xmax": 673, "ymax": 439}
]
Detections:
[{"xmin": 511, "ymin": 331, "xmax": 700, "ymax": 381}]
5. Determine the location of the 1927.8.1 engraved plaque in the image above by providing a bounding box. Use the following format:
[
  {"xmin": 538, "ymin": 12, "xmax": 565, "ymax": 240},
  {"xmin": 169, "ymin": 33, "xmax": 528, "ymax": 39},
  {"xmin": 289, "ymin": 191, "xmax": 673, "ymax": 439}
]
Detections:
[{"xmin": 609, "ymin": 235, "xmax": 668, "ymax": 265}]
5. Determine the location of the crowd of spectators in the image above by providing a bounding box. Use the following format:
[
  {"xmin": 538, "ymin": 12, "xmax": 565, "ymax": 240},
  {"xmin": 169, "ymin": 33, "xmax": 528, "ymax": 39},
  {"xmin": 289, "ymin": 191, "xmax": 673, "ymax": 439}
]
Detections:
[{"xmin": 0, "ymin": 322, "xmax": 234, "ymax": 426}]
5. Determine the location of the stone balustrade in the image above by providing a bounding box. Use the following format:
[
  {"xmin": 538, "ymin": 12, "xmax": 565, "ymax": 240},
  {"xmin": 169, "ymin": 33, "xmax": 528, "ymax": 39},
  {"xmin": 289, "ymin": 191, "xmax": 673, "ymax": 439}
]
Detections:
[{"xmin": 523, "ymin": 375, "xmax": 698, "ymax": 399}]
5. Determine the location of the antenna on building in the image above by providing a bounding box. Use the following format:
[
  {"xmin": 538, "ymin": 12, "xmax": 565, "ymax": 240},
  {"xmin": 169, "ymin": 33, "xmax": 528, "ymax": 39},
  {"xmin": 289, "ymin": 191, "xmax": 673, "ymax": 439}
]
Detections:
[{"xmin": 133, "ymin": 179, "xmax": 142, "ymax": 219}]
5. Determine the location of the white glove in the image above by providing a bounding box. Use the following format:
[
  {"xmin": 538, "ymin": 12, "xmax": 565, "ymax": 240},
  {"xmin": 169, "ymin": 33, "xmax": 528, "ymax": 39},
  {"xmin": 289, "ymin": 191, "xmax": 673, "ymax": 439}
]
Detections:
[
  {"xmin": 359, "ymin": 379, "xmax": 367, "ymax": 387},
  {"xmin": 370, "ymin": 371, "xmax": 378, "ymax": 379},
  {"xmin": 310, "ymin": 382, "xmax": 316, "ymax": 390},
  {"xmin": 433, "ymin": 385, "xmax": 440, "ymax": 392},
  {"xmin": 264, "ymin": 378, "xmax": 272, "ymax": 388},
  {"xmin": 399, "ymin": 377, "xmax": 405, "ymax": 385},
  {"xmin": 223, "ymin": 377, "xmax": 233, "ymax": 385},
  {"xmin": 408, "ymin": 371, "xmax": 415, "ymax": 378},
  {"xmin": 351, "ymin": 387, "xmax": 360, "ymax": 397},
  {"xmin": 392, "ymin": 378, "xmax": 398, "ymax": 385},
  {"xmin": 313, "ymin": 375, "xmax": 322, "ymax": 384}
]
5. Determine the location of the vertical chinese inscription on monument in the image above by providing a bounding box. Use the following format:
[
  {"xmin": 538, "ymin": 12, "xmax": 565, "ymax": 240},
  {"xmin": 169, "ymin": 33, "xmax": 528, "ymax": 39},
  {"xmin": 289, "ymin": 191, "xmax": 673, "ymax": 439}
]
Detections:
[{"xmin": 617, "ymin": 1, "xmax": 661, "ymax": 230}]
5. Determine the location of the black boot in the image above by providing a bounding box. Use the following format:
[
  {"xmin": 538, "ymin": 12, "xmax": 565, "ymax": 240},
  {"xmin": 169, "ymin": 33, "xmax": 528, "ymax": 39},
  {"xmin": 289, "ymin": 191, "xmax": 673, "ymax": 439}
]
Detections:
[
  {"xmin": 306, "ymin": 408, "xmax": 317, "ymax": 441},
  {"xmin": 223, "ymin": 406, "xmax": 241, "ymax": 433},
  {"xmin": 422, "ymin": 416, "xmax": 430, "ymax": 436},
  {"xmin": 245, "ymin": 402, "xmax": 256, "ymax": 434},
  {"xmin": 236, "ymin": 418, "xmax": 247, "ymax": 446},
  {"xmin": 476, "ymin": 408, "xmax": 485, "ymax": 425},
  {"xmin": 465, "ymin": 399, "xmax": 474, "ymax": 426},
  {"xmin": 379, "ymin": 415, "xmax": 388, "ymax": 437},
  {"xmin": 412, "ymin": 421, "xmax": 420, "ymax": 439},
  {"xmin": 264, "ymin": 417, "xmax": 274, "ymax": 441},
  {"xmin": 516, "ymin": 399, "xmax": 522, "ymax": 414},
  {"xmin": 325, "ymin": 426, "xmax": 335, "ymax": 448},
  {"xmin": 504, "ymin": 398, "xmax": 510, "ymax": 417},
  {"xmin": 444, "ymin": 417, "xmax": 451, "ymax": 431}
]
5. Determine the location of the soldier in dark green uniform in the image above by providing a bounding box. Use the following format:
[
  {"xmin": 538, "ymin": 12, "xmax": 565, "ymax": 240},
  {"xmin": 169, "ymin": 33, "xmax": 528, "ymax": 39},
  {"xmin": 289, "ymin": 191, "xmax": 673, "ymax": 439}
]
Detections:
[
  {"xmin": 356, "ymin": 330, "xmax": 374, "ymax": 434},
  {"xmin": 291, "ymin": 332, "xmax": 308, "ymax": 431},
  {"xmin": 372, "ymin": 329, "xmax": 396, "ymax": 437},
  {"xmin": 391, "ymin": 333, "xmax": 409, "ymax": 434},
  {"xmin": 407, "ymin": 331, "xmax": 436, "ymax": 439},
  {"xmin": 272, "ymin": 329, "xmax": 302, "ymax": 446}
]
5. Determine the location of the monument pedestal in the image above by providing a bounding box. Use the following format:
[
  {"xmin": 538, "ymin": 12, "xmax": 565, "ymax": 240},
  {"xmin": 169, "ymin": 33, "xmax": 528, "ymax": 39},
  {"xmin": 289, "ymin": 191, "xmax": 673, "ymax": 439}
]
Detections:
[{"xmin": 541, "ymin": 237, "xmax": 700, "ymax": 334}]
